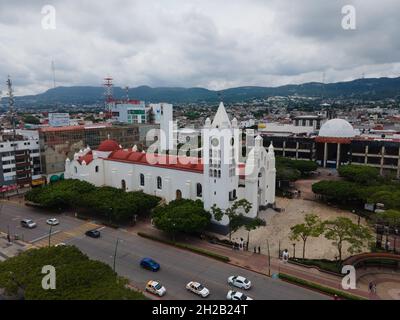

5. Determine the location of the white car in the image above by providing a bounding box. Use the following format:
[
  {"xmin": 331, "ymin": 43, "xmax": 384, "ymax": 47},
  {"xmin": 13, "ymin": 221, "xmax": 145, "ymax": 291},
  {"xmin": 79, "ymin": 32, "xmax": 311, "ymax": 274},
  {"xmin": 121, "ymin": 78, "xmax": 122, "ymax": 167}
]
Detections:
[
  {"xmin": 228, "ymin": 276, "xmax": 252, "ymax": 289},
  {"xmin": 145, "ymin": 280, "xmax": 166, "ymax": 297},
  {"xmin": 226, "ymin": 290, "xmax": 253, "ymax": 300},
  {"xmin": 186, "ymin": 281, "xmax": 210, "ymax": 298},
  {"xmin": 46, "ymin": 218, "xmax": 60, "ymax": 226},
  {"xmin": 20, "ymin": 219, "xmax": 37, "ymax": 229},
  {"xmin": 55, "ymin": 243, "xmax": 66, "ymax": 247}
]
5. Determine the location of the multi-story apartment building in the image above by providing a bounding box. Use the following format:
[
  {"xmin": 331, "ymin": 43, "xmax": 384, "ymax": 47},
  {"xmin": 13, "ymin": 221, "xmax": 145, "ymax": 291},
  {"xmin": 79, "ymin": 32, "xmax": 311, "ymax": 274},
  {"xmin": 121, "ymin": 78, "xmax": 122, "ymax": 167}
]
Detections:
[
  {"xmin": 0, "ymin": 130, "xmax": 43, "ymax": 191},
  {"xmin": 109, "ymin": 100, "xmax": 147, "ymax": 124}
]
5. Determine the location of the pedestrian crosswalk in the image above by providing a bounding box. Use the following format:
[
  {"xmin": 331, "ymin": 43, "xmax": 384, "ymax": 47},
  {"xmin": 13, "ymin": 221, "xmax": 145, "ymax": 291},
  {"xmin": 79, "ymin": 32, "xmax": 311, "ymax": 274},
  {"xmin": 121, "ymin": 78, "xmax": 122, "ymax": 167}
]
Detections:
[{"xmin": 33, "ymin": 222, "xmax": 100, "ymax": 248}]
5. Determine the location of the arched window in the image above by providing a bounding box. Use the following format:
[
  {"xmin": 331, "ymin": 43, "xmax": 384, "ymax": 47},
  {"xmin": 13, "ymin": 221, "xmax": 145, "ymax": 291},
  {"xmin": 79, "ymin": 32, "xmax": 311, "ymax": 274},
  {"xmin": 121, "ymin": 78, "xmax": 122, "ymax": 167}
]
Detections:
[
  {"xmin": 95, "ymin": 166, "xmax": 99, "ymax": 173},
  {"xmin": 196, "ymin": 183, "xmax": 202, "ymax": 197},
  {"xmin": 176, "ymin": 189, "xmax": 182, "ymax": 200},
  {"xmin": 157, "ymin": 176, "xmax": 162, "ymax": 189},
  {"xmin": 140, "ymin": 173, "xmax": 145, "ymax": 186},
  {"xmin": 121, "ymin": 180, "xmax": 126, "ymax": 191},
  {"xmin": 233, "ymin": 189, "xmax": 237, "ymax": 199}
]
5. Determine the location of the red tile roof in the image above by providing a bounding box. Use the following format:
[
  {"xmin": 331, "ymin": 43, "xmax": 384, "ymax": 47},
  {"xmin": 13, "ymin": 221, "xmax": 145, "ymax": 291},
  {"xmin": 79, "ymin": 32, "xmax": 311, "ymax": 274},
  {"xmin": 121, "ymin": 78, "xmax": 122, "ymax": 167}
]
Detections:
[
  {"xmin": 106, "ymin": 149, "xmax": 204, "ymax": 173},
  {"xmin": 78, "ymin": 152, "xmax": 94, "ymax": 165}
]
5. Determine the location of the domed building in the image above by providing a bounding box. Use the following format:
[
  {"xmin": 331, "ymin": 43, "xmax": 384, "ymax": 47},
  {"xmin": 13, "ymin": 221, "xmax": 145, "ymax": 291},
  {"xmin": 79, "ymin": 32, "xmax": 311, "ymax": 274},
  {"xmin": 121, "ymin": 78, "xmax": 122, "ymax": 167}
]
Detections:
[
  {"xmin": 315, "ymin": 118, "xmax": 357, "ymax": 169},
  {"xmin": 318, "ymin": 119, "xmax": 356, "ymax": 138}
]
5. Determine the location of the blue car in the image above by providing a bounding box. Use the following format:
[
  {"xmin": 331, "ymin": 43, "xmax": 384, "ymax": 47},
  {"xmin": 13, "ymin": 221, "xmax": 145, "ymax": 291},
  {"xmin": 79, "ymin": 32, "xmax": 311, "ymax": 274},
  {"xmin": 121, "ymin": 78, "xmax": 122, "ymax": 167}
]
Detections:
[{"xmin": 140, "ymin": 258, "xmax": 160, "ymax": 271}]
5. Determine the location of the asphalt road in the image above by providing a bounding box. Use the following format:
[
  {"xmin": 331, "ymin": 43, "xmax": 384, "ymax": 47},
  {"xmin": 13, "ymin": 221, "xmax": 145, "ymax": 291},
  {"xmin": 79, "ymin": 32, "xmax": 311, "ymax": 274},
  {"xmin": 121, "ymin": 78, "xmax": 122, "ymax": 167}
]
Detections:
[{"xmin": 0, "ymin": 202, "xmax": 328, "ymax": 300}]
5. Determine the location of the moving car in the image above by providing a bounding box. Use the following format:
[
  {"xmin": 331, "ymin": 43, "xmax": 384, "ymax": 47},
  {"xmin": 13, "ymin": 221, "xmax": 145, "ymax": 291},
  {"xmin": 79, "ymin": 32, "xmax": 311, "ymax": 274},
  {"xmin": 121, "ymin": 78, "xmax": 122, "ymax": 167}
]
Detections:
[
  {"xmin": 226, "ymin": 290, "xmax": 253, "ymax": 300},
  {"xmin": 140, "ymin": 258, "xmax": 160, "ymax": 271},
  {"xmin": 145, "ymin": 280, "xmax": 166, "ymax": 296},
  {"xmin": 20, "ymin": 219, "xmax": 37, "ymax": 229},
  {"xmin": 46, "ymin": 218, "xmax": 59, "ymax": 226},
  {"xmin": 85, "ymin": 229, "xmax": 101, "ymax": 238},
  {"xmin": 228, "ymin": 276, "xmax": 252, "ymax": 289},
  {"xmin": 186, "ymin": 281, "xmax": 210, "ymax": 298}
]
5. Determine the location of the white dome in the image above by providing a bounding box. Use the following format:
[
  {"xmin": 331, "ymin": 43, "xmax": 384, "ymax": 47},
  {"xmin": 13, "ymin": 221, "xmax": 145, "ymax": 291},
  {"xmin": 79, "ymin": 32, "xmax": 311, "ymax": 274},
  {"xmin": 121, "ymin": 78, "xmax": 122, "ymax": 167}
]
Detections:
[{"xmin": 318, "ymin": 119, "xmax": 356, "ymax": 138}]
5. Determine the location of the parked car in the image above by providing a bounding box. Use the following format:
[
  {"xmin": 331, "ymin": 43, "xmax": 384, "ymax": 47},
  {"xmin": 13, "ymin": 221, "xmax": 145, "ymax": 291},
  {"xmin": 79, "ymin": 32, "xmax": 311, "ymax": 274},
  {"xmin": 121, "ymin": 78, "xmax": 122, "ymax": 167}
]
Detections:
[
  {"xmin": 186, "ymin": 281, "xmax": 210, "ymax": 298},
  {"xmin": 20, "ymin": 219, "xmax": 37, "ymax": 229},
  {"xmin": 85, "ymin": 229, "xmax": 101, "ymax": 238},
  {"xmin": 145, "ymin": 280, "xmax": 166, "ymax": 296},
  {"xmin": 46, "ymin": 218, "xmax": 59, "ymax": 226},
  {"xmin": 140, "ymin": 258, "xmax": 160, "ymax": 271},
  {"xmin": 228, "ymin": 276, "xmax": 252, "ymax": 289},
  {"xmin": 226, "ymin": 290, "xmax": 253, "ymax": 300},
  {"xmin": 55, "ymin": 243, "xmax": 67, "ymax": 247}
]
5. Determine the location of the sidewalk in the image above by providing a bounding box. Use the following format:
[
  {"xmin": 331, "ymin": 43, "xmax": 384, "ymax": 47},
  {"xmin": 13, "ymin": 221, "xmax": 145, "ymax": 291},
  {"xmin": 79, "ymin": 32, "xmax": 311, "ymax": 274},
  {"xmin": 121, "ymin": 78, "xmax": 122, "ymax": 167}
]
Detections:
[{"xmin": 132, "ymin": 220, "xmax": 378, "ymax": 300}]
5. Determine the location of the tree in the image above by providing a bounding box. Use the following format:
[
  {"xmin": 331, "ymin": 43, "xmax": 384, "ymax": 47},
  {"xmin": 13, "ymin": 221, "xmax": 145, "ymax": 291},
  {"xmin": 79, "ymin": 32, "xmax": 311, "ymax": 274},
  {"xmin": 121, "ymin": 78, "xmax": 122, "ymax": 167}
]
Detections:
[
  {"xmin": 152, "ymin": 199, "xmax": 211, "ymax": 239},
  {"xmin": 23, "ymin": 115, "xmax": 40, "ymax": 125},
  {"xmin": 312, "ymin": 180, "xmax": 362, "ymax": 204},
  {"xmin": 338, "ymin": 165, "xmax": 380, "ymax": 185},
  {"xmin": 214, "ymin": 199, "xmax": 253, "ymax": 240},
  {"xmin": 323, "ymin": 217, "xmax": 373, "ymax": 261},
  {"xmin": 289, "ymin": 214, "xmax": 324, "ymax": 259},
  {"xmin": 0, "ymin": 246, "xmax": 145, "ymax": 300},
  {"xmin": 245, "ymin": 217, "xmax": 266, "ymax": 249},
  {"xmin": 376, "ymin": 210, "xmax": 400, "ymax": 228}
]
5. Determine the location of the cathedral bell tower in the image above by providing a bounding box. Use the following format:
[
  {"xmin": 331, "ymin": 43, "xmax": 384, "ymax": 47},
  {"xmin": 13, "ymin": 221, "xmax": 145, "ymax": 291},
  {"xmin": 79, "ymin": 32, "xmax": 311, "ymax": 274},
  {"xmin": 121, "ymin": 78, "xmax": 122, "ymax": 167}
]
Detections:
[{"xmin": 202, "ymin": 102, "xmax": 240, "ymax": 226}]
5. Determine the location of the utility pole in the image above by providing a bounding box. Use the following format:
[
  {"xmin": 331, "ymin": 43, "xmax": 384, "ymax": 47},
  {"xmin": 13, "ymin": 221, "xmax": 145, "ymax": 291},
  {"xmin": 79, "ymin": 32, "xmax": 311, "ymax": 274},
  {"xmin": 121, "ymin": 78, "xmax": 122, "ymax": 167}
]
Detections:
[
  {"xmin": 48, "ymin": 224, "xmax": 53, "ymax": 247},
  {"xmin": 267, "ymin": 239, "xmax": 271, "ymax": 277},
  {"xmin": 113, "ymin": 238, "xmax": 120, "ymax": 272}
]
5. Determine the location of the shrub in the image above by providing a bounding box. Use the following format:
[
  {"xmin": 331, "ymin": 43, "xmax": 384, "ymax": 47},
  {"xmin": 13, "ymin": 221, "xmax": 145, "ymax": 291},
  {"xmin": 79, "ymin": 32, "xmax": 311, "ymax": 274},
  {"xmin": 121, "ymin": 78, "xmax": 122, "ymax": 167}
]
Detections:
[{"xmin": 278, "ymin": 273, "xmax": 366, "ymax": 300}]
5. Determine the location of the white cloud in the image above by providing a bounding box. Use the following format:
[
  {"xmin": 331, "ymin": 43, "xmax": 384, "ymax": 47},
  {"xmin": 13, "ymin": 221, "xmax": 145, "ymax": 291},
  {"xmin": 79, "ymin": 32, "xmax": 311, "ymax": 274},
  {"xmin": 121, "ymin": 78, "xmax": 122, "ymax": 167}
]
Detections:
[{"xmin": 0, "ymin": 0, "xmax": 399, "ymax": 95}]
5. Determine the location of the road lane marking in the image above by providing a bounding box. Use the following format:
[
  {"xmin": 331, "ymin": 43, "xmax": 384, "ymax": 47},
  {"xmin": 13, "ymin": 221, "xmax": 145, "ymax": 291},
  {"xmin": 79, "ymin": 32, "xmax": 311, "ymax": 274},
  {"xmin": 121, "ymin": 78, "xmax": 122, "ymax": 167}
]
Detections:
[
  {"xmin": 30, "ymin": 230, "xmax": 61, "ymax": 243},
  {"xmin": 32, "ymin": 222, "xmax": 101, "ymax": 248}
]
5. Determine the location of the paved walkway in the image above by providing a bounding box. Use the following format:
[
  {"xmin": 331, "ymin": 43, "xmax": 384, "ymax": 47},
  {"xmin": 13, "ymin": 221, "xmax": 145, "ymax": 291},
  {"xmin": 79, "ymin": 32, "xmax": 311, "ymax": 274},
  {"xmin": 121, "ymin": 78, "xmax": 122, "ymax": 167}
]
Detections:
[{"xmin": 130, "ymin": 219, "xmax": 381, "ymax": 300}]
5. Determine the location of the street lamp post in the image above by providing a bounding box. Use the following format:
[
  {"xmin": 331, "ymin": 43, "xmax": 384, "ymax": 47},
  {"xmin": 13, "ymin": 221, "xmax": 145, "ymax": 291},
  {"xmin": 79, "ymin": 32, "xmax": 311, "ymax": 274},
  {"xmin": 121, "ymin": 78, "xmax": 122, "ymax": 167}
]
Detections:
[
  {"xmin": 292, "ymin": 243, "xmax": 296, "ymax": 259},
  {"xmin": 267, "ymin": 239, "xmax": 271, "ymax": 277},
  {"xmin": 113, "ymin": 238, "xmax": 120, "ymax": 272},
  {"xmin": 48, "ymin": 224, "xmax": 53, "ymax": 247}
]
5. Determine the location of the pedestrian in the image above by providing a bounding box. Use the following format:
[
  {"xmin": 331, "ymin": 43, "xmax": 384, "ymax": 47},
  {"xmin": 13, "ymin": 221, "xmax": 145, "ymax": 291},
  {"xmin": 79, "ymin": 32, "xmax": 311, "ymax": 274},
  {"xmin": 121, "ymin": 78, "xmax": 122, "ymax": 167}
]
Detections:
[
  {"xmin": 368, "ymin": 282, "xmax": 373, "ymax": 293},
  {"xmin": 258, "ymin": 246, "xmax": 261, "ymax": 254},
  {"xmin": 254, "ymin": 247, "xmax": 256, "ymax": 253},
  {"xmin": 333, "ymin": 294, "xmax": 339, "ymax": 300},
  {"xmin": 372, "ymin": 283, "xmax": 377, "ymax": 294}
]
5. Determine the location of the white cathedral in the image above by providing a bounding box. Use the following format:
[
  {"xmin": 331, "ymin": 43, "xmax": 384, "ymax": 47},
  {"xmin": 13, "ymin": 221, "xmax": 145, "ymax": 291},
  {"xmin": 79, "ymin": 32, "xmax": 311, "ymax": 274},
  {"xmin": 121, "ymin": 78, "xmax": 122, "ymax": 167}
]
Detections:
[{"xmin": 64, "ymin": 102, "xmax": 276, "ymax": 231}]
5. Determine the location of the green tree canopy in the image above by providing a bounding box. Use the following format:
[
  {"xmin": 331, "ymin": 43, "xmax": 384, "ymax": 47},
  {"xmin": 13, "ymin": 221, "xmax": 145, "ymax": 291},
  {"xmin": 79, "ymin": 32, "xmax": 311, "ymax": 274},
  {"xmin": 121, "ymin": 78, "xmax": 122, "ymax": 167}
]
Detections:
[
  {"xmin": 0, "ymin": 246, "xmax": 145, "ymax": 300},
  {"xmin": 25, "ymin": 180, "xmax": 160, "ymax": 222},
  {"xmin": 23, "ymin": 115, "xmax": 40, "ymax": 125},
  {"xmin": 290, "ymin": 214, "xmax": 324, "ymax": 259},
  {"xmin": 323, "ymin": 217, "xmax": 373, "ymax": 261},
  {"xmin": 338, "ymin": 165, "xmax": 381, "ymax": 185},
  {"xmin": 376, "ymin": 210, "xmax": 400, "ymax": 228},
  {"xmin": 152, "ymin": 199, "xmax": 211, "ymax": 236}
]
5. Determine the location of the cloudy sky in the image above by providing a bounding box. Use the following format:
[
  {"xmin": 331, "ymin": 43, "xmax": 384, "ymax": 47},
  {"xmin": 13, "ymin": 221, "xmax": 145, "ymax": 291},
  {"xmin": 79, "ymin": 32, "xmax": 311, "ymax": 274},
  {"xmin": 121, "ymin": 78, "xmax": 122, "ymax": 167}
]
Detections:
[{"xmin": 1, "ymin": 0, "xmax": 400, "ymax": 95}]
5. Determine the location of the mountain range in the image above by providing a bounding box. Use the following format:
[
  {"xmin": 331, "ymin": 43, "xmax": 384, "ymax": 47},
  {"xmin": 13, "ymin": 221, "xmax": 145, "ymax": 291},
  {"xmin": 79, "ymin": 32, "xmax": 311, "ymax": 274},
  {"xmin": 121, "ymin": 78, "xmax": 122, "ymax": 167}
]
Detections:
[{"xmin": 4, "ymin": 76, "xmax": 400, "ymax": 106}]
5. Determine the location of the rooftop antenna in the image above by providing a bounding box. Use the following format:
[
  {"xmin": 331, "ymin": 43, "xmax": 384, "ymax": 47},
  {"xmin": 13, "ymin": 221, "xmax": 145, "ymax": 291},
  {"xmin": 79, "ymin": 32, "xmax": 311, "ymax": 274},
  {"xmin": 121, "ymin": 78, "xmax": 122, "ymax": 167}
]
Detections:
[
  {"xmin": 103, "ymin": 76, "xmax": 114, "ymax": 116},
  {"xmin": 125, "ymin": 86, "xmax": 129, "ymax": 101},
  {"xmin": 6, "ymin": 75, "xmax": 16, "ymax": 138}
]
